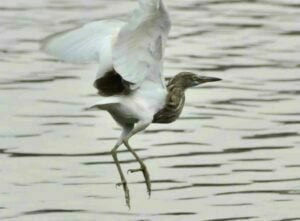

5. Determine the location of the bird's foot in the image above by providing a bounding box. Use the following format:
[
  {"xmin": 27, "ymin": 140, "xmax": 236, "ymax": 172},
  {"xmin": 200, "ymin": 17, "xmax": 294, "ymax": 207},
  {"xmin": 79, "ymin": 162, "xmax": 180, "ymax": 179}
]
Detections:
[
  {"xmin": 116, "ymin": 181, "xmax": 125, "ymax": 187},
  {"xmin": 127, "ymin": 168, "xmax": 143, "ymax": 173},
  {"xmin": 128, "ymin": 166, "xmax": 151, "ymax": 197},
  {"xmin": 116, "ymin": 181, "xmax": 130, "ymax": 209}
]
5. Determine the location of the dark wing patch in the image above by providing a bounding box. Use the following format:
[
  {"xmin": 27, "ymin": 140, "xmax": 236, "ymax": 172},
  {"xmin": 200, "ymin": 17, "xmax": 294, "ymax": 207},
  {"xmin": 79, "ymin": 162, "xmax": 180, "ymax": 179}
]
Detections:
[{"xmin": 94, "ymin": 70, "xmax": 131, "ymax": 96}]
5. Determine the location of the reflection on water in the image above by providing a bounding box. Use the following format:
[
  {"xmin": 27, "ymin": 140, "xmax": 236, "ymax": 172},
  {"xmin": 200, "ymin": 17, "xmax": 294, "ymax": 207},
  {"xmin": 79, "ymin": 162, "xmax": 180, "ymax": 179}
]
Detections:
[{"xmin": 1, "ymin": 0, "xmax": 300, "ymax": 220}]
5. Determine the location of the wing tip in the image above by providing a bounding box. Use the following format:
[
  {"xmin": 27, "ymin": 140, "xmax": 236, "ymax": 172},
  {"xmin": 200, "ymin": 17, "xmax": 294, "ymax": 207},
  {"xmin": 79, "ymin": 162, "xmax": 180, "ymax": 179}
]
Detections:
[{"xmin": 39, "ymin": 27, "xmax": 96, "ymax": 64}]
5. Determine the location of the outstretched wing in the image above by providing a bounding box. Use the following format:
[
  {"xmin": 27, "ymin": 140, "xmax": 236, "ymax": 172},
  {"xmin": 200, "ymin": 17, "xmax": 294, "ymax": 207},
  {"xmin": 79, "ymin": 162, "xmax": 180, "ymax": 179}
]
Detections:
[
  {"xmin": 112, "ymin": 0, "xmax": 171, "ymax": 90},
  {"xmin": 41, "ymin": 20, "xmax": 124, "ymax": 64},
  {"xmin": 41, "ymin": 0, "xmax": 171, "ymax": 92}
]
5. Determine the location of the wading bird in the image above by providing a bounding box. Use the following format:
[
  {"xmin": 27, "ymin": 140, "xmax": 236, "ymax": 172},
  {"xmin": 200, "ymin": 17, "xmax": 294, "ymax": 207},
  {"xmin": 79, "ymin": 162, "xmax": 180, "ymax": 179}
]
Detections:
[{"xmin": 41, "ymin": 0, "xmax": 221, "ymax": 208}]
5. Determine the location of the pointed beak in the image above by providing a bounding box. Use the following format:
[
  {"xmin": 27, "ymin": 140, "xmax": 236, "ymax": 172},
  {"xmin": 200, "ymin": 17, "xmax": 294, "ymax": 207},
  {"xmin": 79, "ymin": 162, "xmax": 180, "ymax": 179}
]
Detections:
[{"xmin": 197, "ymin": 76, "xmax": 222, "ymax": 84}]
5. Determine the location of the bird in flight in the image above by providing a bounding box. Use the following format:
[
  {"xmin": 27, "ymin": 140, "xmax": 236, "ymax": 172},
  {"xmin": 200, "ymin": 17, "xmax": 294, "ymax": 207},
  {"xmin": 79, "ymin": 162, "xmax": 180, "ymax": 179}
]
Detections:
[{"xmin": 41, "ymin": 0, "xmax": 221, "ymax": 208}]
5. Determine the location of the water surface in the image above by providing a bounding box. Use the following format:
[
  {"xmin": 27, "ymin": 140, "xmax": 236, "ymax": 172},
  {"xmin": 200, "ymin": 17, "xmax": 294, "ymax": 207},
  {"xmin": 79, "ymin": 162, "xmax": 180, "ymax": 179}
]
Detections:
[{"xmin": 1, "ymin": 0, "xmax": 300, "ymax": 220}]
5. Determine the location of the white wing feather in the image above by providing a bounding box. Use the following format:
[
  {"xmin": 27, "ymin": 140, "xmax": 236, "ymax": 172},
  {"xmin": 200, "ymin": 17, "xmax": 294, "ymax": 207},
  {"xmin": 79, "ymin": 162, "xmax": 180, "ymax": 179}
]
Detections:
[
  {"xmin": 41, "ymin": 0, "xmax": 171, "ymax": 90},
  {"xmin": 113, "ymin": 0, "xmax": 171, "ymax": 89},
  {"xmin": 41, "ymin": 20, "xmax": 124, "ymax": 64},
  {"xmin": 84, "ymin": 97, "xmax": 121, "ymax": 111}
]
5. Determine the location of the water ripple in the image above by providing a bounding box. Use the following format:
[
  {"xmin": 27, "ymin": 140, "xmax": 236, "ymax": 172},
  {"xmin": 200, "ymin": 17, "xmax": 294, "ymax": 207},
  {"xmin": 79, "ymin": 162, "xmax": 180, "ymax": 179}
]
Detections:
[
  {"xmin": 22, "ymin": 209, "xmax": 87, "ymax": 215},
  {"xmin": 243, "ymin": 132, "xmax": 299, "ymax": 139},
  {"xmin": 204, "ymin": 217, "xmax": 258, "ymax": 221}
]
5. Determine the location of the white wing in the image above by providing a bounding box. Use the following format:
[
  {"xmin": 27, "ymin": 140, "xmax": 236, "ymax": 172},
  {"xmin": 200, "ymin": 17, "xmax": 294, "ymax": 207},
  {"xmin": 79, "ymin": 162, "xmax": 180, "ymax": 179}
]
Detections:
[
  {"xmin": 41, "ymin": 20, "xmax": 124, "ymax": 64},
  {"xmin": 84, "ymin": 97, "xmax": 121, "ymax": 111},
  {"xmin": 112, "ymin": 0, "xmax": 171, "ymax": 90}
]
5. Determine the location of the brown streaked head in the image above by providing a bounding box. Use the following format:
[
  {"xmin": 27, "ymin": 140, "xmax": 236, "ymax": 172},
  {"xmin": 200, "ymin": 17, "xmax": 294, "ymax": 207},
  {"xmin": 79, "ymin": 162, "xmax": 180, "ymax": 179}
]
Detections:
[{"xmin": 168, "ymin": 72, "xmax": 221, "ymax": 89}]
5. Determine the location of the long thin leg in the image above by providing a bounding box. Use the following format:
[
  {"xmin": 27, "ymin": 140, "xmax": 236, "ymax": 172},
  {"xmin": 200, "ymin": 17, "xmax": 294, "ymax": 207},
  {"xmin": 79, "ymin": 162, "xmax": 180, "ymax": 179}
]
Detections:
[
  {"xmin": 111, "ymin": 125, "xmax": 133, "ymax": 208},
  {"xmin": 124, "ymin": 121, "xmax": 152, "ymax": 196},
  {"xmin": 124, "ymin": 140, "xmax": 151, "ymax": 196}
]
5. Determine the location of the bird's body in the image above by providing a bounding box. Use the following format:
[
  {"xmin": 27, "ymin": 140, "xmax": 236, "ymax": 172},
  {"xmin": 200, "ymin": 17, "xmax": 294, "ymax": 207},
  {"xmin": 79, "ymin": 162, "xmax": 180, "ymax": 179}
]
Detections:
[
  {"xmin": 41, "ymin": 0, "xmax": 221, "ymax": 208},
  {"xmin": 91, "ymin": 79, "xmax": 167, "ymax": 126}
]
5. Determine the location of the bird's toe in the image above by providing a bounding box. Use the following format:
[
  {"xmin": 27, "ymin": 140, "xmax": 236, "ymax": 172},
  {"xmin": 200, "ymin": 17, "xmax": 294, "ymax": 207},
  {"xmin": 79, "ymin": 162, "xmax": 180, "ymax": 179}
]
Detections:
[{"xmin": 127, "ymin": 168, "xmax": 143, "ymax": 174}]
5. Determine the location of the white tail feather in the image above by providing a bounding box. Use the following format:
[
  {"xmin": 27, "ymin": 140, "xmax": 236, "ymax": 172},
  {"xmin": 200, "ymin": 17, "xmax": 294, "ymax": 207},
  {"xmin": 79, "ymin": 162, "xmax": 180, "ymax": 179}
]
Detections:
[{"xmin": 84, "ymin": 97, "xmax": 121, "ymax": 111}]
